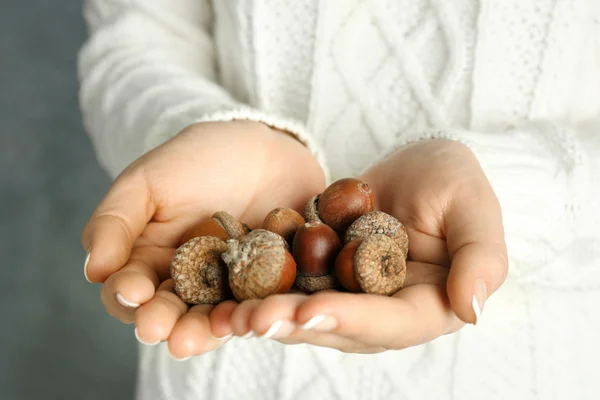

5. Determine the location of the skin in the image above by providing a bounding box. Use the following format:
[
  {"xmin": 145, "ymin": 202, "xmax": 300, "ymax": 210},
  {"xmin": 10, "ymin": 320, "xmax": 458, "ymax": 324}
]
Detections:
[
  {"xmin": 230, "ymin": 139, "xmax": 508, "ymax": 353},
  {"xmin": 83, "ymin": 122, "xmax": 508, "ymax": 358},
  {"xmin": 82, "ymin": 120, "xmax": 325, "ymax": 358}
]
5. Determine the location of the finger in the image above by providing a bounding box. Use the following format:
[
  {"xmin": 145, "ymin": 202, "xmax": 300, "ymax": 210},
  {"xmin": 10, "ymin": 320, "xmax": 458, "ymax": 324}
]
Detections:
[
  {"xmin": 361, "ymin": 167, "xmax": 450, "ymax": 266},
  {"xmin": 81, "ymin": 168, "xmax": 155, "ymax": 283},
  {"xmin": 404, "ymin": 261, "xmax": 450, "ymax": 287},
  {"xmin": 100, "ymin": 246, "xmax": 173, "ymax": 323},
  {"xmin": 249, "ymin": 293, "xmax": 308, "ymax": 340},
  {"xmin": 404, "ymin": 226, "xmax": 450, "ymax": 266},
  {"xmin": 249, "ymin": 293, "xmax": 376, "ymax": 351},
  {"xmin": 134, "ymin": 279, "xmax": 189, "ymax": 345},
  {"xmin": 209, "ymin": 300, "xmax": 239, "ymax": 340},
  {"xmin": 229, "ymin": 299, "xmax": 263, "ymax": 338},
  {"xmin": 278, "ymin": 330, "xmax": 376, "ymax": 353},
  {"xmin": 296, "ymin": 287, "xmax": 464, "ymax": 350},
  {"xmin": 168, "ymin": 304, "xmax": 225, "ymax": 360},
  {"xmin": 444, "ymin": 187, "xmax": 508, "ymax": 325}
]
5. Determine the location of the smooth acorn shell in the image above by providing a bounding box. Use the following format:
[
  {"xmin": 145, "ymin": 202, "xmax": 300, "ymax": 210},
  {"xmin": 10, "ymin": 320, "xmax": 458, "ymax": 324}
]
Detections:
[
  {"xmin": 318, "ymin": 178, "xmax": 375, "ymax": 233},
  {"xmin": 262, "ymin": 207, "xmax": 305, "ymax": 245},
  {"xmin": 292, "ymin": 221, "xmax": 342, "ymax": 277},
  {"xmin": 180, "ymin": 218, "xmax": 230, "ymax": 245},
  {"xmin": 180, "ymin": 211, "xmax": 249, "ymax": 245}
]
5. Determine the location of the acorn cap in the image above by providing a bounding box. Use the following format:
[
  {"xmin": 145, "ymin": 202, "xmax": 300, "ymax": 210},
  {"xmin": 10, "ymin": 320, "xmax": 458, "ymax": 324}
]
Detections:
[
  {"xmin": 303, "ymin": 194, "xmax": 322, "ymax": 223},
  {"xmin": 212, "ymin": 211, "xmax": 250, "ymax": 240},
  {"xmin": 170, "ymin": 236, "xmax": 229, "ymax": 304},
  {"xmin": 222, "ymin": 229, "xmax": 292, "ymax": 301},
  {"xmin": 345, "ymin": 211, "xmax": 409, "ymax": 258},
  {"xmin": 294, "ymin": 274, "xmax": 338, "ymax": 293},
  {"xmin": 354, "ymin": 234, "xmax": 406, "ymax": 295}
]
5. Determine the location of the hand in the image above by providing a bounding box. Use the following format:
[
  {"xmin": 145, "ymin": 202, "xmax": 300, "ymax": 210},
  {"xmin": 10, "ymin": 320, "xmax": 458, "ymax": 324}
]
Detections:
[
  {"xmin": 230, "ymin": 139, "xmax": 507, "ymax": 353},
  {"xmin": 81, "ymin": 120, "xmax": 325, "ymax": 359}
]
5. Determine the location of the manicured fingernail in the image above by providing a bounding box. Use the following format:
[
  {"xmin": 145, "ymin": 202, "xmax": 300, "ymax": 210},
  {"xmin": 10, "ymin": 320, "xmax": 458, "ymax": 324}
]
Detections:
[
  {"xmin": 472, "ymin": 279, "xmax": 487, "ymax": 325},
  {"xmin": 259, "ymin": 320, "xmax": 296, "ymax": 340},
  {"xmin": 168, "ymin": 349, "xmax": 191, "ymax": 362},
  {"xmin": 134, "ymin": 328, "xmax": 159, "ymax": 346},
  {"xmin": 211, "ymin": 333, "xmax": 233, "ymax": 341},
  {"xmin": 241, "ymin": 330, "xmax": 255, "ymax": 339},
  {"xmin": 116, "ymin": 293, "xmax": 140, "ymax": 308},
  {"xmin": 84, "ymin": 250, "xmax": 92, "ymax": 283},
  {"xmin": 301, "ymin": 315, "xmax": 338, "ymax": 332}
]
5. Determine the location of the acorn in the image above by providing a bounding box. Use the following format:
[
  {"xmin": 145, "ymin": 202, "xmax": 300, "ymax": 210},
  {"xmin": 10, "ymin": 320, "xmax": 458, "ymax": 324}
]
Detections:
[
  {"xmin": 170, "ymin": 236, "xmax": 232, "ymax": 304},
  {"xmin": 344, "ymin": 211, "xmax": 409, "ymax": 258},
  {"xmin": 262, "ymin": 207, "xmax": 305, "ymax": 246},
  {"xmin": 334, "ymin": 234, "xmax": 406, "ymax": 295},
  {"xmin": 221, "ymin": 229, "xmax": 296, "ymax": 301},
  {"xmin": 180, "ymin": 211, "xmax": 250, "ymax": 245},
  {"xmin": 317, "ymin": 178, "xmax": 375, "ymax": 233},
  {"xmin": 292, "ymin": 221, "xmax": 342, "ymax": 293}
]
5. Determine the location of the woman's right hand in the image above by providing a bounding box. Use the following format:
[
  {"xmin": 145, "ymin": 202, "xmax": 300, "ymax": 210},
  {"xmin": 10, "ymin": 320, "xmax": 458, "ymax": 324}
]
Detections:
[{"xmin": 82, "ymin": 120, "xmax": 325, "ymax": 360}]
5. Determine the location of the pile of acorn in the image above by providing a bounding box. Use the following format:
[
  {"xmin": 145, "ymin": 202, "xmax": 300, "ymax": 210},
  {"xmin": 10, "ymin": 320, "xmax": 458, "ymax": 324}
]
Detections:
[{"xmin": 170, "ymin": 178, "xmax": 411, "ymax": 304}]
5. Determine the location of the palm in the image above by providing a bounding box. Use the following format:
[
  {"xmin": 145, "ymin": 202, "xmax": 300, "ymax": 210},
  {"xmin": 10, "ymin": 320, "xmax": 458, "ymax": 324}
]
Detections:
[
  {"xmin": 132, "ymin": 121, "xmax": 325, "ymax": 249},
  {"xmin": 231, "ymin": 139, "xmax": 505, "ymax": 355},
  {"xmin": 83, "ymin": 121, "xmax": 325, "ymax": 358}
]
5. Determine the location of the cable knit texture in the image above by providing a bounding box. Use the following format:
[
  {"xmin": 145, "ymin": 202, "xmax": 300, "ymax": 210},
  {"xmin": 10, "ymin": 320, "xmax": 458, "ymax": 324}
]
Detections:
[{"xmin": 78, "ymin": 0, "xmax": 600, "ymax": 399}]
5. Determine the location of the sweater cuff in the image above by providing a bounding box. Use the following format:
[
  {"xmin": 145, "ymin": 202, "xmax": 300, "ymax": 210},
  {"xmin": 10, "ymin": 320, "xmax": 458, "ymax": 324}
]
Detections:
[{"xmin": 144, "ymin": 106, "xmax": 330, "ymax": 184}]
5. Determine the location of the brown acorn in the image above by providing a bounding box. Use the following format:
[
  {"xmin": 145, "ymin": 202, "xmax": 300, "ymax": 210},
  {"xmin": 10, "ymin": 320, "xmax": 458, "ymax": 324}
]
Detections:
[
  {"xmin": 334, "ymin": 234, "xmax": 406, "ymax": 295},
  {"xmin": 292, "ymin": 221, "xmax": 342, "ymax": 293},
  {"xmin": 344, "ymin": 211, "xmax": 409, "ymax": 258},
  {"xmin": 180, "ymin": 211, "xmax": 250, "ymax": 245},
  {"xmin": 170, "ymin": 236, "xmax": 232, "ymax": 304},
  {"xmin": 222, "ymin": 229, "xmax": 296, "ymax": 301},
  {"xmin": 317, "ymin": 178, "xmax": 375, "ymax": 233},
  {"xmin": 262, "ymin": 207, "xmax": 305, "ymax": 246}
]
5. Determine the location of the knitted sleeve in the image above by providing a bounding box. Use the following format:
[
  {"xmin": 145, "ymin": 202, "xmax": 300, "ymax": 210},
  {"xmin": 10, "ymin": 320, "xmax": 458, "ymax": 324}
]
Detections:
[
  {"xmin": 77, "ymin": 0, "xmax": 327, "ymax": 179},
  {"xmin": 375, "ymin": 121, "xmax": 600, "ymax": 288}
]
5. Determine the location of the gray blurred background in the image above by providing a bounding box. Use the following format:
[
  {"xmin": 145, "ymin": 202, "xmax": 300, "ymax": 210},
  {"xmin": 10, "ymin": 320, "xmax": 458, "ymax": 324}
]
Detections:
[{"xmin": 0, "ymin": 2, "xmax": 137, "ymax": 399}]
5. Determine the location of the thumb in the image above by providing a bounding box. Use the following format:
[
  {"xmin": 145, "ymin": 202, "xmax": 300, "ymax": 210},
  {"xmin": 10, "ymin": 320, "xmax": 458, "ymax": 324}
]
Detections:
[
  {"xmin": 445, "ymin": 188, "xmax": 508, "ymax": 325},
  {"xmin": 82, "ymin": 168, "xmax": 155, "ymax": 283}
]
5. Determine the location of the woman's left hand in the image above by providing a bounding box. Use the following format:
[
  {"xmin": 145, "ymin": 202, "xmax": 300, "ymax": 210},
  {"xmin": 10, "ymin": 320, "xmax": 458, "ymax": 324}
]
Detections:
[{"xmin": 216, "ymin": 138, "xmax": 508, "ymax": 353}]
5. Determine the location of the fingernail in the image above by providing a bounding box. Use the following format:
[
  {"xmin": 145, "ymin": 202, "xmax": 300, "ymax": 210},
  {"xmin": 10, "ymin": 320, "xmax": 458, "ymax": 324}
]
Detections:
[
  {"xmin": 116, "ymin": 293, "xmax": 140, "ymax": 308},
  {"xmin": 134, "ymin": 328, "xmax": 160, "ymax": 346},
  {"xmin": 472, "ymin": 279, "xmax": 488, "ymax": 325},
  {"xmin": 241, "ymin": 330, "xmax": 255, "ymax": 339},
  {"xmin": 168, "ymin": 349, "xmax": 191, "ymax": 362},
  {"xmin": 259, "ymin": 320, "xmax": 296, "ymax": 340},
  {"xmin": 301, "ymin": 315, "xmax": 338, "ymax": 332},
  {"xmin": 211, "ymin": 333, "xmax": 233, "ymax": 341},
  {"xmin": 84, "ymin": 249, "xmax": 92, "ymax": 283}
]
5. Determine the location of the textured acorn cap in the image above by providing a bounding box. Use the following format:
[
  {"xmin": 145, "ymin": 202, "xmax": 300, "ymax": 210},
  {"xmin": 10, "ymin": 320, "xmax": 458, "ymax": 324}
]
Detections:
[
  {"xmin": 170, "ymin": 236, "xmax": 229, "ymax": 304},
  {"xmin": 222, "ymin": 229, "xmax": 294, "ymax": 301},
  {"xmin": 345, "ymin": 211, "xmax": 409, "ymax": 258},
  {"xmin": 212, "ymin": 211, "xmax": 250, "ymax": 240},
  {"xmin": 354, "ymin": 234, "xmax": 406, "ymax": 295},
  {"xmin": 303, "ymin": 194, "xmax": 322, "ymax": 223},
  {"xmin": 294, "ymin": 274, "xmax": 338, "ymax": 293}
]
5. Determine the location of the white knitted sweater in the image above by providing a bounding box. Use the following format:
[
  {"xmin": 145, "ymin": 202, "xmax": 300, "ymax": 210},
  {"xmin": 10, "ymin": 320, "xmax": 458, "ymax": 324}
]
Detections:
[{"xmin": 78, "ymin": 1, "xmax": 600, "ymax": 399}]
